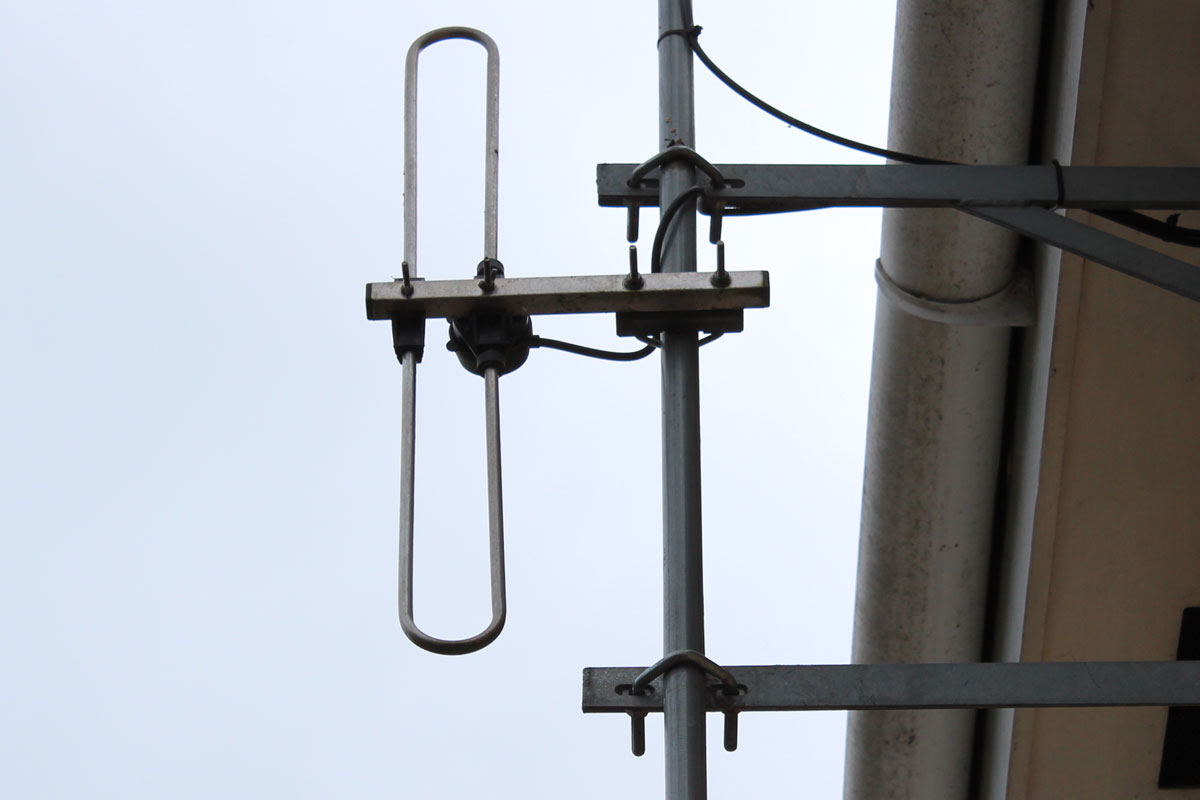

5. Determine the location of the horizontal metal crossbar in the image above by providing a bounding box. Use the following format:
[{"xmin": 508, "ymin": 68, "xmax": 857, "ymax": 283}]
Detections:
[
  {"xmin": 582, "ymin": 662, "xmax": 1200, "ymax": 713},
  {"xmin": 597, "ymin": 163, "xmax": 1200, "ymax": 304},
  {"xmin": 365, "ymin": 271, "xmax": 770, "ymax": 320},
  {"xmin": 597, "ymin": 164, "xmax": 1200, "ymax": 213}
]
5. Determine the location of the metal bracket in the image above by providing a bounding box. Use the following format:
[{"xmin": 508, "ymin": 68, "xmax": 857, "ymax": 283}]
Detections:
[
  {"xmin": 366, "ymin": 271, "xmax": 770, "ymax": 321},
  {"xmin": 584, "ymin": 661, "xmax": 1200, "ymax": 715},
  {"xmin": 875, "ymin": 259, "xmax": 1035, "ymax": 327},
  {"xmin": 372, "ymin": 267, "xmax": 771, "ymax": 655},
  {"xmin": 621, "ymin": 147, "xmax": 726, "ymax": 244},
  {"xmin": 616, "ymin": 650, "xmax": 743, "ymax": 755},
  {"xmin": 616, "ymin": 309, "xmax": 743, "ymax": 337},
  {"xmin": 598, "ymin": 163, "xmax": 1200, "ymax": 212},
  {"xmin": 627, "ymin": 145, "xmax": 726, "ymax": 189},
  {"xmin": 597, "ymin": 163, "xmax": 1200, "ymax": 304}
]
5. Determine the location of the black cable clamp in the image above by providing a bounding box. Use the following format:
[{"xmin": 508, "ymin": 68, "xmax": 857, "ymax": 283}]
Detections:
[
  {"xmin": 447, "ymin": 310, "xmax": 533, "ymax": 377},
  {"xmin": 621, "ymin": 649, "xmax": 745, "ymax": 755},
  {"xmin": 389, "ymin": 263, "xmax": 428, "ymax": 363},
  {"xmin": 443, "ymin": 256, "xmax": 534, "ymax": 376},
  {"xmin": 391, "ymin": 314, "xmax": 426, "ymax": 364}
]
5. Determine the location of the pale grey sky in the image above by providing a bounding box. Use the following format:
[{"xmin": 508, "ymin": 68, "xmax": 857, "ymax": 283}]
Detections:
[{"xmin": 1, "ymin": 1, "xmax": 896, "ymax": 796}]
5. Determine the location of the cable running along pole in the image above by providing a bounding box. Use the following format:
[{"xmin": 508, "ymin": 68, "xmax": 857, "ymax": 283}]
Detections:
[{"xmin": 658, "ymin": 0, "xmax": 707, "ymax": 797}]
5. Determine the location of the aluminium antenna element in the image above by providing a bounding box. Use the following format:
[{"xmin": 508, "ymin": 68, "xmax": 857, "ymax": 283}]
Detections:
[
  {"xmin": 396, "ymin": 27, "xmax": 506, "ymax": 655},
  {"xmin": 403, "ymin": 26, "xmax": 499, "ymax": 276}
]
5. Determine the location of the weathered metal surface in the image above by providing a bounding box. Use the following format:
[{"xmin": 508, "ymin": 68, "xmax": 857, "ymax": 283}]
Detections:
[
  {"xmin": 967, "ymin": 206, "xmax": 1200, "ymax": 302},
  {"xmin": 598, "ymin": 164, "xmax": 1200, "ymax": 212},
  {"xmin": 583, "ymin": 662, "xmax": 1200, "ymax": 713},
  {"xmin": 394, "ymin": 27, "xmax": 506, "ymax": 656},
  {"xmin": 365, "ymin": 271, "xmax": 770, "ymax": 320}
]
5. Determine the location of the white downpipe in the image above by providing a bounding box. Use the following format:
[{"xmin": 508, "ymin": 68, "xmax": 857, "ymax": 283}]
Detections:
[{"xmin": 843, "ymin": 1, "xmax": 1043, "ymax": 798}]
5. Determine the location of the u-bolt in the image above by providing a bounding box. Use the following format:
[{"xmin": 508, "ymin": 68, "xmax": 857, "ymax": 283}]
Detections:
[{"xmin": 398, "ymin": 27, "xmax": 506, "ymax": 655}]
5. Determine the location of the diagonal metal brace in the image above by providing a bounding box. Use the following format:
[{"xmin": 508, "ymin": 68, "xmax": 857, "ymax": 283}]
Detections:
[{"xmin": 967, "ymin": 206, "xmax": 1200, "ymax": 302}]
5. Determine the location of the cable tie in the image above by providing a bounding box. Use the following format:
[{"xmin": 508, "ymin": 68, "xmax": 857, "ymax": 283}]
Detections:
[
  {"xmin": 657, "ymin": 24, "xmax": 701, "ymax": 47},
  {"xmin": 1051, "ymin": 159, "xmax": 1066, "ymax": 209}
]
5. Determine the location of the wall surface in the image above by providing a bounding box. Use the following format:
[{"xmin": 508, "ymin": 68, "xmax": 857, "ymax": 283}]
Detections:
[{"xmin": 1003, "ymin": 2, "xmax": 1200, "ymax": 797}]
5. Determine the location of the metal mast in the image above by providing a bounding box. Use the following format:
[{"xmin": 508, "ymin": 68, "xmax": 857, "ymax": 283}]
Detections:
[{"xmin": 657, "ymin": 1, "xmax": 707, "ymax": 797}]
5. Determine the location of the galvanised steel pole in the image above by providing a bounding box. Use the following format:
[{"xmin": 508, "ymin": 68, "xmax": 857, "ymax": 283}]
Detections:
[{"xmin": 657, "ymin": 0, "xmax": 706, "ymax": 797}]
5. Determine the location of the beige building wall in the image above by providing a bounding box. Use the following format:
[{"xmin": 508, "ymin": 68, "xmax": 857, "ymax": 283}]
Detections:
[{"xmin": 1005, "ymin": 2, "xmax": 1200, "ymax": 797}]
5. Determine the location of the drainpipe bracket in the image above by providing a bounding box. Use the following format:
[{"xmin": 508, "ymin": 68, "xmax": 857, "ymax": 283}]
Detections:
[{"xmin": 874, "ymin": 258, "xmax": 1035, "ymax": 327}]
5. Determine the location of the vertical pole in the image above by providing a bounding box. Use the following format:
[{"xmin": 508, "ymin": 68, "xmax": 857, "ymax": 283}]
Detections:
[{"xmin": 657, "ymin": 1, "xmax": 706, "ymax": 798}]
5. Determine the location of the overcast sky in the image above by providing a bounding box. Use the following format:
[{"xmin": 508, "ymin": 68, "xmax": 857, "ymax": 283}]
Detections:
[{"xmin": 2, "ymin": 1, "xmax": 897, "ymax": 797}]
